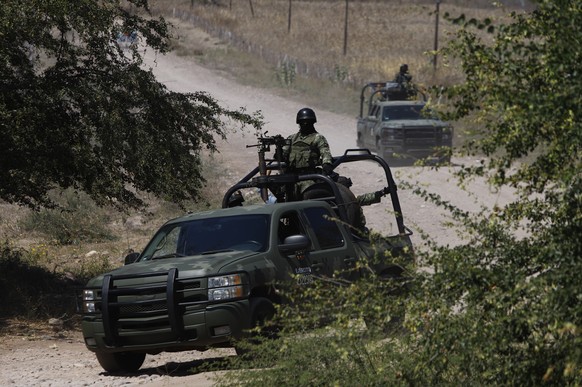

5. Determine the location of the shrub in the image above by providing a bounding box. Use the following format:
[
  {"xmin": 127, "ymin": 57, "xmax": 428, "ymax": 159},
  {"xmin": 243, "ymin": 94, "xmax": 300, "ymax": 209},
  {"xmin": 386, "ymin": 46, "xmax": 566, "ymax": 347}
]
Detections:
[
  {"xmin": 20, "ymin": 189, "xmax": 116, "ymax": 245},
  {"xmin": 0, "ymin": 242, "xmax": 75, "ymax": 320},
  {"xmin": 276, "ymin": 59, "xmax": 296, "ymax": 87}
]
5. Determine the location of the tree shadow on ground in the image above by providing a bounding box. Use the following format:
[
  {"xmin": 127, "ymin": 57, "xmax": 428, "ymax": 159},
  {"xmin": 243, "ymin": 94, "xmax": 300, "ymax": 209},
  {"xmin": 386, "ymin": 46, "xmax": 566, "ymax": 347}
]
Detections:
[
  {"xmin": 0, "ymin": 245, "xmax": 81, "ymax": 322},
  {"xmin": 103, "ymin": 354, "xmax": 239, "ymax": 379}
]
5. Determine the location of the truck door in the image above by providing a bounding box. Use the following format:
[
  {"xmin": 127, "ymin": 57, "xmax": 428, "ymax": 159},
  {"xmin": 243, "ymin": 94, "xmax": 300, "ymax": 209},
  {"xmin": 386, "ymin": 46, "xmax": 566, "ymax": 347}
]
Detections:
[
  {"xmin": 301, "ymin": 206, "xmax": 359, "ymax": 279},
  {"xmin": 277, "ymin": 210, "xmax": 317, "ymax": 286},
  {"xmin": 365, "ymin": 105, "xmax": 380, "ymax": 148}
]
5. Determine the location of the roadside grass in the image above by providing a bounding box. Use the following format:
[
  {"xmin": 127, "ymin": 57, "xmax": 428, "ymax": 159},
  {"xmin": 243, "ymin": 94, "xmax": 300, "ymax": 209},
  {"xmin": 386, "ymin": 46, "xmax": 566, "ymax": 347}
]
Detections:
[{"xmin": 156, "ymin": 0, "xmax": 518, "ymax": 115}]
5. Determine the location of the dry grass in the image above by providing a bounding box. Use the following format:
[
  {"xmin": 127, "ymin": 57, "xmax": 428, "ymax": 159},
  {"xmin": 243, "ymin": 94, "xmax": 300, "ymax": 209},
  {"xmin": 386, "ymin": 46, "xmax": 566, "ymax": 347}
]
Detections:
[{"xmin": 153, "ymin": 0, "xmax": 521, "ymax": 89}]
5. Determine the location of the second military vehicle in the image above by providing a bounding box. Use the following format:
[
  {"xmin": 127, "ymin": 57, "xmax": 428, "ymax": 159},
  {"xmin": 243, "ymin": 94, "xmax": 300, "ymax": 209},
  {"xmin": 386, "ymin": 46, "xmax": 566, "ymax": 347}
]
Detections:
[{"xmin": 356, "ymin": 82, "xmax": 453, "ymax": 163}]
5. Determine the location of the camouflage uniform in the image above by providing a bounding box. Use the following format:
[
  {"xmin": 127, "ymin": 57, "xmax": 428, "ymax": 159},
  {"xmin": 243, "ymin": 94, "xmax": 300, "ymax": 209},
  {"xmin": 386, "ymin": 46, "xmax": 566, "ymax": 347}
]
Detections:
[
  {"xmin": 393, "ymin": 64, "xmax": 415, "ymax": 99},
  {"xmin": 283, "ymin": 131, "xmax": 333, "ymax": 199},
  {"xmin": 357, "ymin": 191, "xmax": 382, "ymax": 206},
  {"xmin": 283, "ymin": 131, "xmax": 333, "ymax": 172},
  {"xmin": 394, "ymin": 71, "xmax": 412, "ymax": 85},
  {"xmin": 394, "ymin": 64, "xmax": 412, "ymax": 85},
  {"xmin": 353, "ymin": 191, "xmax": 384, "ymax": 231},
  {"xmin": 336, "ymin": 175, "xmax": 387, "ymax": 231}
]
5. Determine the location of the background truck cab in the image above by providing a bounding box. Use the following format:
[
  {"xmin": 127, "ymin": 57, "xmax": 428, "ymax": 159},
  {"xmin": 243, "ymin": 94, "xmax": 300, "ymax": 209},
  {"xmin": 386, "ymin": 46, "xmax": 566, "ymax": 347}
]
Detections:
[{"xmin": 356, "ymin": 82, "xmax": 453, "ymax": 163}]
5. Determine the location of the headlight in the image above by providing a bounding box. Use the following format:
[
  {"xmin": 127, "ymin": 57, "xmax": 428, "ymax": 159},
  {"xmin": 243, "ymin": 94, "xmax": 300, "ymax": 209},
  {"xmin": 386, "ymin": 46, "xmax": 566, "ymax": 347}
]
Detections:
[
  {"xmin": 82, "ymin": 289, "xmax": 98, "ymax": 313},
  {"xmin": 383, "ymin": 128, "xmax": 396, "ymax": 141},
  {"xmin": 208, "ymin": 274, "xmax": 246, "ymax": 301},
  {"xmin": 83, "ymin": 289, "xmax": 96, "ymax": 300},
  {"xmin": 84, "ymin": 301, "xmax": 97, "ymax": 313},
  {"xmin": 442, "ymin": 127, "xmax": 453, "ymax": 140},
  {"xmin": 208, "ymin": 274, "xmax": 242, "ymax": 288}
]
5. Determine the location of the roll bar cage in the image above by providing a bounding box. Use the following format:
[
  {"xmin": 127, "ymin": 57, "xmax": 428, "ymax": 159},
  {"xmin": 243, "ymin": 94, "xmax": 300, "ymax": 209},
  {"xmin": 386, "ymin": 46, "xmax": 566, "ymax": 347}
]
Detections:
[{"xmin": 221, "ymin": 148, "xmax": 409, "ymax": 235}]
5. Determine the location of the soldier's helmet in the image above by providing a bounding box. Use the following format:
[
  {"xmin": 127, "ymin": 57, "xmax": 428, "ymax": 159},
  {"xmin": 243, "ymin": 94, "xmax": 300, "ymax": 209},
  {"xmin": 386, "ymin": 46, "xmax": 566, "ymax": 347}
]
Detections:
[
  {"xmin": 296, "ymin": 107, "xmax": 317, "ymax": 124},
  {"xmin": 400, "ymin": 64, "xmax": 409, "ymax": 73}
]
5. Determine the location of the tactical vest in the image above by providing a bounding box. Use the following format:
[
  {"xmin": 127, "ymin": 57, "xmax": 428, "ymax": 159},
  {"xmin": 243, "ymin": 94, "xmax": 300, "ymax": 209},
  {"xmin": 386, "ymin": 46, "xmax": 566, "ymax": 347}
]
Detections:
[{"xmin": 286, "ymin": 132, "xmax": 329, "ymax": 170}]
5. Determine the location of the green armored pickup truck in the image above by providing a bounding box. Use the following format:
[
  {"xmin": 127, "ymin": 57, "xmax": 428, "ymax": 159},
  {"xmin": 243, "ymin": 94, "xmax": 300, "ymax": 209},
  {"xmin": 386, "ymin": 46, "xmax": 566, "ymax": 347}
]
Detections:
[{"xmin": 79, "ymin": 148, "xmax": 413, "ymax": 372}]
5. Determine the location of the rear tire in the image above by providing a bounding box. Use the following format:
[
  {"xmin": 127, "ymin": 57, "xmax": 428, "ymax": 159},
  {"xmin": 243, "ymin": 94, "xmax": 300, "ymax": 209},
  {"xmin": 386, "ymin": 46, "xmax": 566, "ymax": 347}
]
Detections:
[{"xmin": 95, "ymin": 351, "xmax": 146, "ymax": 373}]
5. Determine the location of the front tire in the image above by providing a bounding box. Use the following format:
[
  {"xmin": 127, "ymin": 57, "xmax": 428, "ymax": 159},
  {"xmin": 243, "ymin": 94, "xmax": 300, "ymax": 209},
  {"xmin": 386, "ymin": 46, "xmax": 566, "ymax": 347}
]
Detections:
[
  {"xmin": 95, "ymin": 351, "xmax": 146, "ymax": 373},
  {"xmin": 235, "ymin": 297, "xmax": 276, "ymax": 356}
]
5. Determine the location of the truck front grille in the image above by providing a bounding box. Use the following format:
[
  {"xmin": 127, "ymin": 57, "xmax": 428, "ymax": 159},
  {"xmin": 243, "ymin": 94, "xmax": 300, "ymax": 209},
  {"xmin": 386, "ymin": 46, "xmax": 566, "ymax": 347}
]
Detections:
[
  {"xmin": 119, "ymin": 300, "xmax": 168, "ymax": 314},
  {"xmin": 93, "ymin": 269, "xmax": 208, "ymax": 347},
  {"xmin": 384, "ymin": 127, "xmax": 444, "ymax": 144}
]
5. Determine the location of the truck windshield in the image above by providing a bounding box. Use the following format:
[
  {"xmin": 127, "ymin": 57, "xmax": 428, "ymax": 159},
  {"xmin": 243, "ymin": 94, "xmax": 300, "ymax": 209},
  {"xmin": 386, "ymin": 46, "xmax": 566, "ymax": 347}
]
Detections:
[
  {"xmin": 141, "ymin": 214, "xmax": 270, "ymax": 260},
  {"xmin": 382, "ymin": 104, "xmax": 429, "ymax": 120}
]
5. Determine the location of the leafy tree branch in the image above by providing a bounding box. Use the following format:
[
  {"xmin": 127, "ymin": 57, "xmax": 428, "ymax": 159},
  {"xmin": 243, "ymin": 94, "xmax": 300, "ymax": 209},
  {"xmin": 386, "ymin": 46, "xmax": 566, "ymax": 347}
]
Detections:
[{"xmin": 0, "ymin": 0, "xmax": 262, "ymax": 210}]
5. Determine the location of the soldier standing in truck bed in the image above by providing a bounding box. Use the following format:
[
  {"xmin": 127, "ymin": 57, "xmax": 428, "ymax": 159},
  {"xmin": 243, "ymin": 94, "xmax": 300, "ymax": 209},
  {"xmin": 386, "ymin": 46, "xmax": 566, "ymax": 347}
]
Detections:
[
  {"xmin": 337, "ymin": 175, "xmax": 389, "ymax": 231},
  {"xmin": 282, "ymin": 107, "xmax": 334, "ymax": 199},
  {"xmin": 393, "ymin": 64, "xmax": 416, "ymax": 99},
  {"xmin": 394, "ymin": 64, "xmax": 412, "ymax": 85}
]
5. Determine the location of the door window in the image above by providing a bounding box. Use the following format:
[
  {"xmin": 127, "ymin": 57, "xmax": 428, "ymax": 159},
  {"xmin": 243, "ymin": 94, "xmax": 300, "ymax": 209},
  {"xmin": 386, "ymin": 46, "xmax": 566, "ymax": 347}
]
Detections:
[
  {"xmin": 304, "ymin": 207, "xmax": 344, "ymax": 249},
  {"xmin": 278, "ymin": 211, "xmax": 306, "ymax": 243}
]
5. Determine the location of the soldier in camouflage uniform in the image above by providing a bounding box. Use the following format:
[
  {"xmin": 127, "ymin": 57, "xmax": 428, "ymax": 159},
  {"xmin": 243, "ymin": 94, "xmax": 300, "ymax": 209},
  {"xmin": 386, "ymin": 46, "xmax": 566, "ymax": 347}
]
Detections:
[
  {"xmin": 394, "ymin": 64, "xmax": 412, "ymax": 85},
  {"xmin": 393, "ymin": 64, "xmax": 415, "ymax": 99},
  {"xmin": 283, "ymin": 107, "xmax": 334, "ymax": 199},
  {"xmin": 337, "ymin": 176, "xmax": 389, "ymax": 231}
]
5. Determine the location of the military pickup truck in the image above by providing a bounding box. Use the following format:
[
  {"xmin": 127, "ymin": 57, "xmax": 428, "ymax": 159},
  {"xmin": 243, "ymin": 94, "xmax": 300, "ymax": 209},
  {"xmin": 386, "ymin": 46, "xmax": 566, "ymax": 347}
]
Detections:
[
  {"xmin": 78, "ymin": 145, "xmax": 413, "ymax": 373},
  {"xmin": 356, "ymin": 82, "xmax": 453, "ymax": 163}
]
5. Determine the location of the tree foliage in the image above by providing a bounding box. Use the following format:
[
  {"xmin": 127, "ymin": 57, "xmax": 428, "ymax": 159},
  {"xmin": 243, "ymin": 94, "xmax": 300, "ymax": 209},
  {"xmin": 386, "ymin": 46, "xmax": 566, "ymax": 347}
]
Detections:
[
  {"xmin": 410, "ymin": 1, "xmax": 582, "ymax": 383},
  {"xmin": 216, "ymin": 1, "xmax": 581, "ymax": 385},
  {"xmin": 0, "ymin": 0, "xmax": 261, "ymax": 209}
]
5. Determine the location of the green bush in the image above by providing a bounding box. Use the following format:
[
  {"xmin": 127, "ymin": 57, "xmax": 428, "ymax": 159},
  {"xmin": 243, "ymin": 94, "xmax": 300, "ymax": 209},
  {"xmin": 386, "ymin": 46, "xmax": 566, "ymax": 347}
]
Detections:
[
  {"xmin": 20, "ymin": 189, "xmax": 116, "ymax": 245},
  {"xmin": 215, "ymin": 249, "xmax": 415, "ymax": 386},
  {"xmin": 402, "ymin": 211, "xmax": 581, "ymax": 385}
]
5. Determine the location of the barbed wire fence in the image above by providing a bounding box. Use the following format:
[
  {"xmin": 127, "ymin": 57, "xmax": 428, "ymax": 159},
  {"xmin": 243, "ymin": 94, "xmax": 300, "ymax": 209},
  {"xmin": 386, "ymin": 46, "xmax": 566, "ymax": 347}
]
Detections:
[
  {"xmin": 154, "ymin": 7, "xmax": 359, "ymax": 87},
  {"xmin": 151, "ymin": 0, "xmax": 533, "ymax": 88}
]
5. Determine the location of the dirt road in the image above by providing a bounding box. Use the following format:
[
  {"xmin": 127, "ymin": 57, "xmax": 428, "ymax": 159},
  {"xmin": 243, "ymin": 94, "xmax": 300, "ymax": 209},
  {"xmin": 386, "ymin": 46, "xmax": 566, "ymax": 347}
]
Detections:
[{"xmin": 0, "ymin": 34, "xmax": 515, "ymax": 386}]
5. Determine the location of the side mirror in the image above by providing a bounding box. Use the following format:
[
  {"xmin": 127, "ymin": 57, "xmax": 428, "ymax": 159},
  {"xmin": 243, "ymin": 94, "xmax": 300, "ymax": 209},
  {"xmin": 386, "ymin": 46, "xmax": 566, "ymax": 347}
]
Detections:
[
  {"xmin": 279, "ymin": 234, "xmax": 311, "ymax": 254},
  {"xmin": 124, "ymin": 252, "xmax": 140, "ymax": 265}
]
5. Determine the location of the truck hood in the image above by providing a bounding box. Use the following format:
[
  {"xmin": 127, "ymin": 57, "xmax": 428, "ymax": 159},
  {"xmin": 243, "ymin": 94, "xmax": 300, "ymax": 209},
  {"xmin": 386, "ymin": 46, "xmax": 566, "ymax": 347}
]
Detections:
[
  {"xmin": 382, "ymin": 119, "xmax": 446, "ymax": 128},
  {"xmin": 85, "ymin": 250, "xmax": 260, "ymax": 286}
]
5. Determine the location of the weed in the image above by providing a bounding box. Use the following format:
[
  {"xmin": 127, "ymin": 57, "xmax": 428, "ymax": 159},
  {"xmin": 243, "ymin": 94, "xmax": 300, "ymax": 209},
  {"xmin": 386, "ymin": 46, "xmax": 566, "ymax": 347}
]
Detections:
[
  {"xmin": 276, "ymin": 59, "xmax": 296, "ymax": 88},
  {"xmin": 19, "ymin": 189, "xmax": 116, "ymax": 245},
  {"xmin": 331, "ymin": 63, "xmax": 350, "ymax": 84}
]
